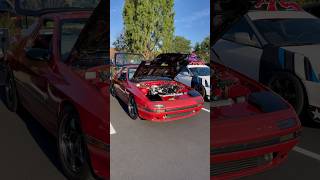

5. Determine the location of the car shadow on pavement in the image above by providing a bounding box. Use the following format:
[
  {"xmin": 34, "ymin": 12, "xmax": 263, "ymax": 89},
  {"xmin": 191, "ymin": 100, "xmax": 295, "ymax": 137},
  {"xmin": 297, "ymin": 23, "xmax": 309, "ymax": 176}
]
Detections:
[
  {"xmin": 0, "ymin": 87, "xmax": 67, "ymax": 179},
  {"xmin": 113, "ymin": 95, "xmax": 130, "ymax": 115}
]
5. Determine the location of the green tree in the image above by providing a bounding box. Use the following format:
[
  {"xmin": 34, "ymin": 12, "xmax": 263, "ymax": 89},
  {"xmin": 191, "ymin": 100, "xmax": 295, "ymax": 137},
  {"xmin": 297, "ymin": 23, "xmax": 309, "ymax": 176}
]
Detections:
[
  {"xmin": 194, "ymin": 36, "xmax": 210, "ymax": 63},
  {"xmin": 123, "ymin": 0, "xmax": 175, "ymax": 58},
  {"xmin": 171, "ymin": 36, "xmax": 192, "ymax": 53},
  {"xmin": 113, "ymin": 32, "xmax": 128, "ymax": 51}
]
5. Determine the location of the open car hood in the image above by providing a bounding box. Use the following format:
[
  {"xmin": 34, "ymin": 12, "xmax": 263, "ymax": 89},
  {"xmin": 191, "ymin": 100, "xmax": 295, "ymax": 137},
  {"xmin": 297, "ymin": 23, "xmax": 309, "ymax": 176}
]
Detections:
[
  {"xmin": 212, "ymin": 0, "xmax": 256, "ymax": 45},
  {"xmin": 133, "ymin": 53, "xmax": 190, "ymax": 80},
  {"xmin": 67, "ymin": 0, "xmax": 107, "ymax": 68},
  {"xmin": 15, "ymin": 0, "xmax": 99, "ymax": 16}
]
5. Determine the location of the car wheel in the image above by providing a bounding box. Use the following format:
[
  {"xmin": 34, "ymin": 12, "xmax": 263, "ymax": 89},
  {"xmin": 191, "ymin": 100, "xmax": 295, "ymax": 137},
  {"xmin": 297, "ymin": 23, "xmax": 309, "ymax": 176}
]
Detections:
[
  {"xmin": 128, "ymin": 96, "xmax": 138, "ymax": 120},
  {"xmin": 268, "ymin": 72, "xmax": 305, "ymax": 115},
  {"xmin": 110, "ymin": 83, "xmax": 116, "ymax": 97},
  {"xmin": 58, "ymin": 107, "xmax": 95, "ymax": 180},
  {"xmin": 4, "ymin": 71, "xmax": 18, "ymax": 112}
]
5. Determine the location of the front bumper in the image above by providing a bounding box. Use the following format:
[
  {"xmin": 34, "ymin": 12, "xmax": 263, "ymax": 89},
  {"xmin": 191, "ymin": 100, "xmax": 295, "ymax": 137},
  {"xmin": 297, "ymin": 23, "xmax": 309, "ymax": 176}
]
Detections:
[
  {"xmin": 85, "ymin": 135, "xmax": 109, "ymax": 179},
  {"xmin": 138, "ymin": 103, "xmax": 203, "ymax": 122},
  {"xmin": 304, "ymin": 81, "xmax": 320, "ymax": 109},
  {"xmin": 211, "ymin": 137, "xmax": 299, "ymax": 180}
]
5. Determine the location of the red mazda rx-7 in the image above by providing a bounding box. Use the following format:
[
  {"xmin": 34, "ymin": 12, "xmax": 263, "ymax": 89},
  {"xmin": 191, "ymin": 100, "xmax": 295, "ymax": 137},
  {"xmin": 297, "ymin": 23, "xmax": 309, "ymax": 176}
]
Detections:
[
  {"xmin": 1, "ymin": 0, "xmax": 108, "ymax": 179},
  {"xmin": 211, "ymin": 0, "xmax": 301, "ymax": 179},
  {"xmin": 111, "ymin": 53, "xmax": 204, "ymax": 122}
]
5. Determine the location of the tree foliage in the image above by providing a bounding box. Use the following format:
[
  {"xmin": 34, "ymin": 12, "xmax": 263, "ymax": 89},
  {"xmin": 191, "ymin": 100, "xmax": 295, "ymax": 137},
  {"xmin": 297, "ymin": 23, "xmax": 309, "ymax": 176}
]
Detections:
[
  {"xmin": 171, "ymin": 36, "xmax": 192, "ymax": 53},
  {"xmin": 194, "ymin": 36, "xmax": 210, "ymax": 63},
  {"xmin": 113, "ymin": 32, "xmax": 128, "ymax": 51},
  {"xmin": 123, "ymin": 0, "xmax": 175, "ymax": 58}
]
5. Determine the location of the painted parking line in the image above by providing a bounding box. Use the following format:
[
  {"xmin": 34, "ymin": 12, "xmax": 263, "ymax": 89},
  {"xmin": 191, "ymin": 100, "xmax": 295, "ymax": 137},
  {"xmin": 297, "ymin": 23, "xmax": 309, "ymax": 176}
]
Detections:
[
  {"xmin": 202, "ymin": 108, "xmax": 210, "ymax": 112},
  {"xmin": 293, "ymin": 146, "xmax": 320, "ymax": 161},
  {"xmin": 110, "ymin": 123, "xmax": 116, "ymax": 135}
]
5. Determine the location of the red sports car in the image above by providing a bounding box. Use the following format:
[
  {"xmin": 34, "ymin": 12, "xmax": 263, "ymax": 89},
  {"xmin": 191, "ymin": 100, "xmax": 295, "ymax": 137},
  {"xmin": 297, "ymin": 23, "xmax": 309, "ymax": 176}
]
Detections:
[
  {"xmin": 110, "ymin": 53, "xmax": 204, "ymax": 122},
  {"xmin": 1, "ymin": 0, "xmax": 108, "ymax": 179},
  {"xmin": 211, "ymin": 0, "xmax": 301, "ymax": 179}
]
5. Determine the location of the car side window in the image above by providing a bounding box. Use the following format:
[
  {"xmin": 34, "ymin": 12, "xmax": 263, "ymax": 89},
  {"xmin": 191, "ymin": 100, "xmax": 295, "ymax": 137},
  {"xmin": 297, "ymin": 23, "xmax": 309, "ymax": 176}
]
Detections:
[
  {"xmin": 30, "ymin": 19, "xmax": 54, "ymax": 51},
  {"xmin": 223, "ymin": 17, "xmax": 260, "ymax": 47}
]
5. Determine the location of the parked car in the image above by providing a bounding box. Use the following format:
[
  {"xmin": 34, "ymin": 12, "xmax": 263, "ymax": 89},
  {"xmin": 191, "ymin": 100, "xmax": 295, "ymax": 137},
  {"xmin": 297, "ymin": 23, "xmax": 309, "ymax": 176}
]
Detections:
[
  {"xmin": 1, "ymin": 0, "xmax": 109, "ymax": 179},
  {"xmin": 211, "ymin": 0, "xmax": 301, "ymax": 179},
  {"xmin": 110, "ymin": 53, "xmax": 204, "ymax": 122},
  {"xmin": 213, "ymin": 2, "xmax": 320, "ymax": 124},
  {"xmin": 174, "ymin": 56, "xmax": 210, "ymax": 100}
]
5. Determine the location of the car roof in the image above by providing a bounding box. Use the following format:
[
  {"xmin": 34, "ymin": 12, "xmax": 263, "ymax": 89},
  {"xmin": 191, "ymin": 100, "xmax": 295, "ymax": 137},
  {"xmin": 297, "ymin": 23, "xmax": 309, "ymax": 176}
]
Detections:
[
  {"xmin": 247, "ymin": 10, "xmax": 317, "ymax": 20},
  {"xmin": 187, "ymin": 64, "xmax": 209, "ymax": 68},
  {"xmin": 41, "ymin": 11, "xmax": 91, "ymax": 20}
]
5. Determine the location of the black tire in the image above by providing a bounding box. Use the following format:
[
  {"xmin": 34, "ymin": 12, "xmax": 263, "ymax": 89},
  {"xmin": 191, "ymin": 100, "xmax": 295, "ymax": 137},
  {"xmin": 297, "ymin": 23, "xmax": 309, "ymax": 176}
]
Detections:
[
  {"xmin": 128, "ymin": 96, "xmax": 138, "ymax": 120},
  {"xmin": 58, "ymin": 107, "xmax": 95, "ymax": 180},
  {"xmin": 268, "ymin": 72, "xmax": 305, "ymax": 115},
  {"xmin": 110, "ymin": 83, "xmax": 116, "ymax": 97},
  {"xmin": 4, "ymin": 71, "xmax": 18, "ymax": 112}
]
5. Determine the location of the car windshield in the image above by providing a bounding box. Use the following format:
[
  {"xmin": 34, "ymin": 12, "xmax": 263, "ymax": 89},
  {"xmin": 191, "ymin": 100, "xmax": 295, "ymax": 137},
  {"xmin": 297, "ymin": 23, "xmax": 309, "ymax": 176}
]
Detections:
[
  {"xmin": 61, "ymin": 19, "xmax": 87, "ymax": 61},
  {"xmin": 190, "ymin": 67, "xmax": 210, "ymax": 76},
  {"xmin": 254, "ymin": 18, "xmax": 320, "ymax": 46},
  {"xmin": 115, "ymin": 53, "xmax": 144, "ymax": 66}
]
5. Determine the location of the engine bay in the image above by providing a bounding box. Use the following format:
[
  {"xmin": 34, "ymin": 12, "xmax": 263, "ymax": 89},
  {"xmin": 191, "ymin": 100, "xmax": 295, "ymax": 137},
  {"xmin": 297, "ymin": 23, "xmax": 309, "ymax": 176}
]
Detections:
[
  {"xmin": 136, "ymin": 81, "xmax": 189, "ymax": 101},
  {"xmin": 212, "ymin": 63, "xmax": 261, "ymax": 107}
]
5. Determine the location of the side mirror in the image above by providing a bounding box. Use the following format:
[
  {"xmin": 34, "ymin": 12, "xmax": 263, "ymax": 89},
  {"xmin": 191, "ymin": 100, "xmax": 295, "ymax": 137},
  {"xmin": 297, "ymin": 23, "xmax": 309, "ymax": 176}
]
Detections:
[{"xmin": 26, "ymin": 48, "xmax": 49, "ymax": 61}]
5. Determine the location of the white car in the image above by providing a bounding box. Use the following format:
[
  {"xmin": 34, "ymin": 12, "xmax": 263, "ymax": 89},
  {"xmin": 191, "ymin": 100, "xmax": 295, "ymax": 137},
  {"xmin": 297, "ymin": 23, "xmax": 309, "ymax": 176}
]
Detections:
[
  {"xmin": 175, "ymin": 62, "xmax": 210, "ymax": 100},
  {"xmin": 213, "ymin": 9, "xmax": 320, "ymax": 123}
]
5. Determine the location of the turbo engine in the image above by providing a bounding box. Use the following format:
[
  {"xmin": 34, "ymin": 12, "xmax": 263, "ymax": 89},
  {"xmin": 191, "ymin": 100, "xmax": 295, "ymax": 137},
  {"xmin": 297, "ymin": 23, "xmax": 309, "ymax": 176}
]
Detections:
[{"xmin": 149, "ymin": 84, "xmax": 182, "ymax": 96}]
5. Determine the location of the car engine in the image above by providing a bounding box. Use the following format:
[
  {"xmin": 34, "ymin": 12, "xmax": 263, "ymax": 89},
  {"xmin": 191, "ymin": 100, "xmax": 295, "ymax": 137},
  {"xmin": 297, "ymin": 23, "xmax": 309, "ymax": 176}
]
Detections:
[
  {"xmin": 137, "ymin": 82, "xmax": 186, "ymax": 101},
  {"xmin": 212, "ymin": 65, "xmax": 249, "ymax": 107},
  {"xmin": 149, "ymin": 84, "xmax": 183, "ymax": 97}
]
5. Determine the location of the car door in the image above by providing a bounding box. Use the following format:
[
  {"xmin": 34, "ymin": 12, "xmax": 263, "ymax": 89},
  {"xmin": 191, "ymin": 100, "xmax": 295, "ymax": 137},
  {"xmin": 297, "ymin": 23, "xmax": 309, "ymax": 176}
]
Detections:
[
  {"xmin": 16, "ymin": 19, "xmax": 58, "ymax": 131},
  {"xmin": 114, "ymin": 69, "xmax": 128, "ymax": 102},
  {"xmin": 213, "ymin": 16, "xmax": 263, "ymax": 81},
  {"xmin": 175, "ymin": 67, "xmax": 192, "ymax": 87}
]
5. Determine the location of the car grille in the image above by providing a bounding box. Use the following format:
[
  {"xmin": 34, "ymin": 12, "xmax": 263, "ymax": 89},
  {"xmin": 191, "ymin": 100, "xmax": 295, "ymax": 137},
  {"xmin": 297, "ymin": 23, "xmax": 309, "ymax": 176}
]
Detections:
[
  {"xmin": 211, "ymin": 154, "xmax": 273, "ymax": 176},
  {"xmin": 211, "ymin": 132, "xmax": 298, "ymax": 155},
  {"xmin": 165, "ymin": 105, "xmax": 198, "ymax": 112},
  {"xmin": 211, "ymin": 138, "xmax": 280, "ymax": 155},
  {"xmin": 165, "ymin": 111, "xmax": 195, "ymax": 119}
]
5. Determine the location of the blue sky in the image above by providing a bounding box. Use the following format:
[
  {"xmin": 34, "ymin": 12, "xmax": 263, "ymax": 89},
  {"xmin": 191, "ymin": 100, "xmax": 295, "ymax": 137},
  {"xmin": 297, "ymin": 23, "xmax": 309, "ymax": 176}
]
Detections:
[{"xmin": 110, "ymin": 0, "xmax": 210, "ymax": 47}]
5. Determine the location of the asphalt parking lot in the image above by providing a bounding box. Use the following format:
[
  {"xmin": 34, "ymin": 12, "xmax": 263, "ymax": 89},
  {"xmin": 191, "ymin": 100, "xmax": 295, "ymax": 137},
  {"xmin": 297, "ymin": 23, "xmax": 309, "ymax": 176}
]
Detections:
[
  {"xmin": 110, "ymin": 96, "xmax": 210, "ymax": 180},
  {"xmin": 0, "ymin": 91, "xmax": 66, "ymax": 179}
]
